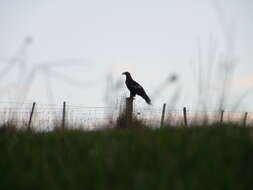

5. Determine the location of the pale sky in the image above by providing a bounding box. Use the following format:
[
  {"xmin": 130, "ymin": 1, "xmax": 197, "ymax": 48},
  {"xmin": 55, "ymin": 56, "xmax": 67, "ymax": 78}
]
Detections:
[{"xmin": 0, "ymin": 0, "xmax": 253, "ymax": 111}]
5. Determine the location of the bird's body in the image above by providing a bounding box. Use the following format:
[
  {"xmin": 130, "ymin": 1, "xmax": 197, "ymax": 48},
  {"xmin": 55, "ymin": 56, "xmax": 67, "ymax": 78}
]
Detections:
[{"xmin": 122, "ymin": 72, "xmax": 151, "ymax": 105}]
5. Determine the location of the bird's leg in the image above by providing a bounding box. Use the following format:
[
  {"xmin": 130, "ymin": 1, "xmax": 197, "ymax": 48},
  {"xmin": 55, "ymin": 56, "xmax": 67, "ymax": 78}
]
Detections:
[{"xmin": 128, "ymin": 91, "xmax": 136, "ymax": 100}]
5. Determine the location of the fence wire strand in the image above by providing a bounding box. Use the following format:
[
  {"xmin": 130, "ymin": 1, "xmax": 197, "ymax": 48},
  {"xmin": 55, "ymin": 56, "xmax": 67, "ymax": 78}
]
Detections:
[{"xmin": 0, "ymin": 101, "xmax": 252, "ymax": 130}]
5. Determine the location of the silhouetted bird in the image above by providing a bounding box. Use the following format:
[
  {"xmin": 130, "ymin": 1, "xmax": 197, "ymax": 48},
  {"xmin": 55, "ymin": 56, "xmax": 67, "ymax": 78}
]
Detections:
[{"xmin": 122, "ymin": 72, "xmax": 151, "ymax": 105}]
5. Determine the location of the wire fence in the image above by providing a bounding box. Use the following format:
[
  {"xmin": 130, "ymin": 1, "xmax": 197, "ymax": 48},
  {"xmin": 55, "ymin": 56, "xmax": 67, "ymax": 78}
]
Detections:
[
  {"xmin": 0, "ymin": 101, "xmax": 252, "ymax": 130},
  {"xmin": 0, "ymin": 102, "xmax": 121, "ymax": 130}
]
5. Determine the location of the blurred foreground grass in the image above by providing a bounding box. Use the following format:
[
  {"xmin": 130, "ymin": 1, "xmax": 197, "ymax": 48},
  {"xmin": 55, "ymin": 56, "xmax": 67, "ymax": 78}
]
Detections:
[{"xmin": 0, "ymin": 124, "xmax": 253, "ymax": 190}]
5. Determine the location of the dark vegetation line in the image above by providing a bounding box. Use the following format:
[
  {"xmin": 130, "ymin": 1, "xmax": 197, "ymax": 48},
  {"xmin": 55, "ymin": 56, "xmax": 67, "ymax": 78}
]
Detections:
[{"xmin": 0, "ymin": 125, "xmax": 253, "ymax": 190}]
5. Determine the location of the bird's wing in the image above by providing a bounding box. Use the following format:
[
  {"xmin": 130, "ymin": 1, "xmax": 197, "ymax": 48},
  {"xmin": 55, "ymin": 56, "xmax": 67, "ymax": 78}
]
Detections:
[{"xmin": 129, "ymin": 80, "xmax": 144, "ymax": 90}]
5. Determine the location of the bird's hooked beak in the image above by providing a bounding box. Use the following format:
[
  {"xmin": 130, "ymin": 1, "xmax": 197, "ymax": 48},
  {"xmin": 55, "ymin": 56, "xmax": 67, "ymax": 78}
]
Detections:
[{"xmin": 122, "ymin": 72, "xmax": 126, "ymax": 75}]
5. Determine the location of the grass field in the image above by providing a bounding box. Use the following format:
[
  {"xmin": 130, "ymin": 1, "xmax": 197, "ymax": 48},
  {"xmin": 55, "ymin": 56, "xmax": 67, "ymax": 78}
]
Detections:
[{"xmin": 0, "ymin": 124, "xmax": 253, "ymax": 190}]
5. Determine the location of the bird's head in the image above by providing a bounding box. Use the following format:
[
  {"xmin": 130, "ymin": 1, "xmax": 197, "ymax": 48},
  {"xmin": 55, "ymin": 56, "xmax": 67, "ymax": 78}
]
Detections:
[{"xmin": 122, "ymin": 71, "xmax": 131, "ymax": 77}]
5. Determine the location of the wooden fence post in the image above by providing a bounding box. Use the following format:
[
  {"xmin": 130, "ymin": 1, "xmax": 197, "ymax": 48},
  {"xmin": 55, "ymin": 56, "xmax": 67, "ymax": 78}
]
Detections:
[
  {"xmin": 28, "ymin": 102, "xmax": 36, "ymax": 130},
  {"xmin": 220, "ymin": 110, "xmax": 224, "ymax": 126},
  {"xmin": 125, "ymin": 98, "xmax": 133, "ymax": 127},
  {"xmin": 160, "ymin": 103, "xmax": 166, "ymax": 128},
  {"xmin": 62, "ymin": 101, "xmax": 66, "ymax": 128},
  {"xmin": 243, "ymin": 112, "xmax": 248, "ymax": 127},
  {"xmin": 183, "ymin": 107, "xmax": 188, "ymax": 127}
]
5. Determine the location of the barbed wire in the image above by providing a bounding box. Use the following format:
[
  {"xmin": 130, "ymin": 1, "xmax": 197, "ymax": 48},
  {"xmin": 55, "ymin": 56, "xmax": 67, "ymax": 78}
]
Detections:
[
  {"xmin": 0, "ymin": 100, "xmax": 251, "ymax": 112},
  {"xmin": 0, "ymin": 101, "xmax": 252, "ymax": 130}
]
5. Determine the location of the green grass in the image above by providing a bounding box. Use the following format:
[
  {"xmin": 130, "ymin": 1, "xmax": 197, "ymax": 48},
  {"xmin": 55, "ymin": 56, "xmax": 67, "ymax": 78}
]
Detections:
[{"xmin": 0, "ymin": 124, "xmax": 253, "ymax": 190}]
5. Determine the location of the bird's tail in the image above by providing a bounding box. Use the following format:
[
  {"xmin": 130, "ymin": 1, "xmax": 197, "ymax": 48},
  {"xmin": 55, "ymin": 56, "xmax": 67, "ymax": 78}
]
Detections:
[{"xmin": 142, "ymin": 93, "xmax": 151, "ymax": 105}]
